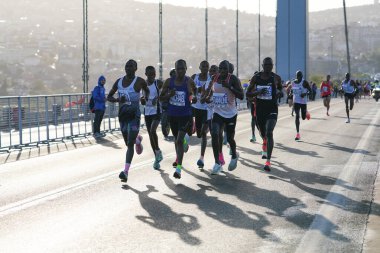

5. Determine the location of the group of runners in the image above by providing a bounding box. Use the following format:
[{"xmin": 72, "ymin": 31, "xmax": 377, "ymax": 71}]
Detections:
[{"xmin": 106, "ymin": 58, "xmax": 359, "ymax": 183}]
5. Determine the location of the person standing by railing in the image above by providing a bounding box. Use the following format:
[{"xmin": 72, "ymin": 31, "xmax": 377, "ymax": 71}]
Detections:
[{"xmin": 92, "ymin": 75, "xmax": 106, "ymax": 138}]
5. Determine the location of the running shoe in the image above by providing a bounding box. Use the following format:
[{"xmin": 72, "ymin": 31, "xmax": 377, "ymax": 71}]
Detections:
[
  {"xmin": 250, "ymin": 135, "xmax": 256, "ymax": 143},
  {"xmin": 306, "ymin": 111, "xmax": 311, "ymax": 120},
  {"xmin": 183, "ymin": 134, "xmax": 190, "ymax": 153},
  {"xmin": 135, "ymin": 135, "xmax": 143, "ymax": 155},
  {"xmin": 119, "ymin": 171, "xmax": 128, "ymax": 182},
  {"xmin": 197, "ymin": 159, "xmax": 204, "ymax": 169},
  {"xmin": 346, "ymin": 118, "xmax": 350, "ymax": 123},
  {"xmin": 153, "ymin": 160, "xmax": 160, "ymax": 170},
  {"xmin": 327, "ymin": 111, "xmax": 330, "ymax": 116},
  {"xmin": 295, "ymin": 133, "xmax": 301, "ymax": 141},
  {"xmin": 228, "ymin": 153, "xmax": 239, "ymax": 171},
  {"xmin": 155, "ymin": 150, "xmax": 163, "ymax": 163},
  {"xmin": 218, "ymin": 153, "xmax": 225, "ymax": 165},
  {"xmin": 211, "ymin": 163, "xmax": 223, "ymax": 175},
  {"xmin": 261, "ymin": 151, "xmax": 267, "ymax": 159},
  {"xmin": 263, "ymin": 161, "xmax": 271, "ymax": 172},
  {"xmin": 173, "ymin": 167, "xmax": 181, "ymax": 179}
]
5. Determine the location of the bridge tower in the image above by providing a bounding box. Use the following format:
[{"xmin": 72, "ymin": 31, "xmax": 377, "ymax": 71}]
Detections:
[{"xmin": 276, "ymin": 0, "xmax": 308, "ymax": 81}]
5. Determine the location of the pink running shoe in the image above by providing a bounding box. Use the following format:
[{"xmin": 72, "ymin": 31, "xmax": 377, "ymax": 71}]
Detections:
[
  {"xmin": 219, "ymin": 152, "xmax": 225, "ymax": 166},
  {"xmin": 295, "ymin": 133, "xmax": 301, "ymax": 141},
  {"xmin": 135, "ymin": 135, "xmax": 143, "ymax": 155}
]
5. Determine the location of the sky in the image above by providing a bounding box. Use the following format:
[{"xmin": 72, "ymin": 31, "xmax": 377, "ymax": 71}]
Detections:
[{"xmin": 136, "ymin": 0, "xmax": 376, "ymax": 16}]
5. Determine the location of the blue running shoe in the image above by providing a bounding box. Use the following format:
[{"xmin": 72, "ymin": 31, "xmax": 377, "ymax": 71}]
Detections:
[{"xmin": 197, "ymin": 159, "xmax": 204, "ymax": 168}]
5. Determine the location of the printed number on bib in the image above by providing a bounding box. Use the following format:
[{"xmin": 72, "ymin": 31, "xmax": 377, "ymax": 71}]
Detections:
[
  {"xmin": 170, "ymin": 91, "xmax": 186, "ymax": 106},
  {"xmin": 213, "ymin": 93, "xmax": 228, "ymax": 107}
]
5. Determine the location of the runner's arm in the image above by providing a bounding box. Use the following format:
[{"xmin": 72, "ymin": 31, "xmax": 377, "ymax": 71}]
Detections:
[
  {"xmin": 107, "ymin": 80, "xmax": 120, "ymax": 103},
  {"xmin": 159, "ymin": 79, "xmax": 173, "ymax": 102},
  {"xmin": 274, "ymin": 74, "xmax": 283, "ymax": 98},
  {"xmin": 188, "ymin": 78, "xmax": 197, "ymax": 103},
  {"xmin": 230, "ymin": 75, "xmax": 244, "ymax": 100},
  {"xmin": 246, "ymin": 76, "xmax": 263, "ymax": 98}
]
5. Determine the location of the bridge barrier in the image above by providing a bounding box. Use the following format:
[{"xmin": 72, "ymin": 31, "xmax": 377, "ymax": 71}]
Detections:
[{"xmin": 0, "ymin": 93, "xmax": 249, "ymax": 151}]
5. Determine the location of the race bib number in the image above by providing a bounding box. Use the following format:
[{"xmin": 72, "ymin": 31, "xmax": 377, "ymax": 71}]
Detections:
[
  {"xmin": 213, "ymin": 93, "xmax": 228, "ymax": 107},
  {"xmin": 323, "ymin": 86, "xmax": 328, "ymax": 92},
  {"xmin": 169, "ymin": 91, "xmax": 186, "ymax": 106},
  {"xmin": 257, "ymin": 85, "xmax": 272, "ymax": 100}
]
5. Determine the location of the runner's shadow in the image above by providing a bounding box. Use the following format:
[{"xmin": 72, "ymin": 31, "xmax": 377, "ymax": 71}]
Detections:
[
  {"xmin": 302, "ymin": 141, "xmax": 374, "ymax": 156},
  {"xmin": 267, "ymin": 162, "xmax": 377, "ymax": 216},
  {"xmin": 159, "ymin": 171, "xmax": 279, "ymax": 241},
  {"xmin": 275, "ymin": 143, "xmax": 322, "ymax": 158},
  {"xmin": 333, "ymin": 116, "xmax": 360, "ymax": 120},
  {"xmin": 269, "ymin": 160, "xmax": 358, "ymax": 190},
  {"xmin": 95, "ymin": 137, "xmax": 122, "ymax": 149},
  {"xmin": 123, "ymin": 184, "xmax": 201, "ymax": 245},
  {"xmin": 309, "ymin": 117, "xmax": 327, "ymax": 121}
]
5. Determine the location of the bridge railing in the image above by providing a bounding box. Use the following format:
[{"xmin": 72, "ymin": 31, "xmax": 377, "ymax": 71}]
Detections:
[
  {"xmin": 0, "ymin": 94, "xmax": 121, "ymax": 150},
  {"xmin": 0, "ymin": 93, "xmax": 249, "ymax": 151}
]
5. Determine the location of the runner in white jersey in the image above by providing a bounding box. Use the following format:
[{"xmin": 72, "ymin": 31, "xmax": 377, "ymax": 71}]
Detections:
[
  {"xmin": 287, "ymin": 71, "xmax": 312, "ymax": 141},
  {"xmin": 208, "ymin": 60, "xmax": 244, "ymax": 175},
  {"xmin": 144, "ymin": 66, "xmax": 164, "ymax": 170},
  {"xmin": 107, "ymin": 60, "xmax": 150, "ymax": 183},
  {"xmin": 191, "ymin": 61, "xmax": 212, "ymax": 169},
  {"xmin": 341, "ymin": 73, "xmax": 357, "ymax": 123}
]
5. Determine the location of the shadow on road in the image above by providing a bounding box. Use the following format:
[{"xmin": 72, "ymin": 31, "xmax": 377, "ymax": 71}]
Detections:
[
  {"xmin": 275, "ymin": 143, "xmax": 323, "ymax": 158},
  {"xmin": 124, "ymin": 184, "xmax": 202, "ymax": 246},
  {"xmin": 95, "ymin": 136, "xmax": 122, "ymax": 149},
  {"xmin": 302, "ymin": 141, "xmax": 374, "ymax": 157},
  {"xmin": 159, "ymin": 171, "xmax": 279, "ymax": 241}
]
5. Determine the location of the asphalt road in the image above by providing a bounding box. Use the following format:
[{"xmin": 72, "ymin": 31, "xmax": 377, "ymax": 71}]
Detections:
[{"xmin": 0, "ymin": 98, "xmax": 379, "ymax": 253}]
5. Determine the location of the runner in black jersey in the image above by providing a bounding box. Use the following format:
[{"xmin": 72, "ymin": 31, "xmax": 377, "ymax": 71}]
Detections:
[{"xmin": 246, "ymin": 57, "xmax": 282, "ymax": 172}]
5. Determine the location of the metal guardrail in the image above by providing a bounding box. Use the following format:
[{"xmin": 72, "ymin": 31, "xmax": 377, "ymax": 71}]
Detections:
[
  {"xmin": 0, "ymin": 94, "xmax": 121, "ymax": 151},
  {"xmin": 0, "ymin": 93, "xmax": 249, "ymax": 151}
]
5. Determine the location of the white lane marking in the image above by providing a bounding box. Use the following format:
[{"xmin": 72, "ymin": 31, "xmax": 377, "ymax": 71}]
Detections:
[
  {"xmin": 295, "ymin": 107, "xmax": 380, "ymax": 253},
  {"xmin": 0, "ymin": 100, "xmax": 347, "ymax": 217}
]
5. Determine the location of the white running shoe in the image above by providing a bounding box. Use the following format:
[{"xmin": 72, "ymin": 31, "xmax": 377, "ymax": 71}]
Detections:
[
  {"xmin": 211, "ymin": 163, "xmax": 223, "ymax": 175},
  {"xmin": 346, "ymin": 118, "xmax": 350, "ymax": 123},
  {"xmin": 228, "ymin": 153, "xmax": 239, "ymax": 171}
]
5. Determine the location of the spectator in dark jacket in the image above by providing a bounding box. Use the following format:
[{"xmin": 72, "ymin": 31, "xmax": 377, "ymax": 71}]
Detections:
[{"xmin": 93, "ymin": 75, "xmax": 106, "ymax": 137}]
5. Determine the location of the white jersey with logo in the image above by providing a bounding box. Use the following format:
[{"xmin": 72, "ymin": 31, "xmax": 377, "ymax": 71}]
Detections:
[
  {"xmin": 118, "ymin": 76, "xmax": 140, "ymax": 106},
  {"xmin": 292, "ymin": 80, "xmax": 308, "ymax": 104},
  {"xmin": 212, "ymin": 75, "xmax": 237, "ymax": 119}
]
